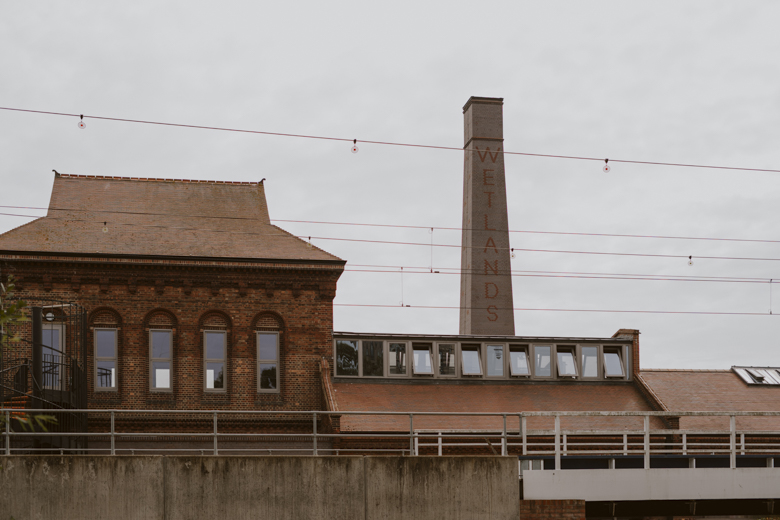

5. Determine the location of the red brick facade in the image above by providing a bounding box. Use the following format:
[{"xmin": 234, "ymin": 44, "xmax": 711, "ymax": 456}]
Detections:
[{"xmin": 2, "ymin": 256, "xmax": 342, "ymax": 412}]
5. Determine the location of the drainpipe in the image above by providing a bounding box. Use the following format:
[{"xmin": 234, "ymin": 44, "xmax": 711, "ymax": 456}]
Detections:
[{"xmin": 31, "ymin": 307, "xmax": 42, "ymax": 403}]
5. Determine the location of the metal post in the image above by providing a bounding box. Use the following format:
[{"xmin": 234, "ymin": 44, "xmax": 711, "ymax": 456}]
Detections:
[
  {"xmin": 213, "ymin": 412, "xmax": 218, "ymax": 456},
  {"xmin": 554, "ymin": 415, "xmax": 561, "ymax": 470},
  {"xmin": 312, "ymin": 412, "xmax": 318, "ymax": 456},
  {"xmin": 438, "ymin": 432, "xmax": 442, "ymax": 456},
  {"xmin": 623, "ymin": 433, "xmax": 628, "ymax": 456},
  {"xmin": 502, "ymin": 415, "xmax": 507, "ymax": 456},
  {"xmin": 521, "ymin": 415, "xmax": 527, "ymax": 456},
  {"xmin": 644, "ymin": 415, "xmax": 650, "ymax": 470},
  {"xmin": 683, "ymin": 433, "xmax": 687, "ymax": 455},
  {"xmin": 414, "ymin": 433, "xmax": 418, "ymax": 456},
  {"xmin": 4, "ymin": 409, "xmax": 9, "ymax": 455},
  {"xmin": 110, "ymin": 411, "xmax": 115, "ymax": 456},
  {"xmin": 740, "ymin": 433, "xmax": 745, "ymax": 455},
  {"xmin": 409, "ymin": 414, "xmax": 414, "ymax": 456},
  {"xmin": 563, "ymin": 434, "xmax": 567, "ymax": 455},
  {"xmin": 729, "ymin": 415, "xmax": 736, "ymax": 469}
]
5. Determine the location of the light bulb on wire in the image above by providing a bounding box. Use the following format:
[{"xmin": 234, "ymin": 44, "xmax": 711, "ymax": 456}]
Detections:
[
  {"xmin": 102, "ymin": 222, "xmax": 108, "ymax": 233},
  {"xmin": 78, "ymin": 114, "xmax": 86, "ymax": 129},
  {"xmin": 603, "ymin": 158, "xmax": 610, "ymax": 173},
  {"xmin": 351, "ymin": 139, "xmax": 359, "ymax": 153},
  {"xmin": 688, "ymin": 255, "xmax": 693, "ymax": 266}
]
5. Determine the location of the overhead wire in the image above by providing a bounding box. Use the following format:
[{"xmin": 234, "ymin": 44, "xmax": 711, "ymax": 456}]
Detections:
[
  {"xmin": 2, "ymin": 106, "xmax": 780, "ymax": 174},
  {"xmin": 3, "ymin": 205, "xmax": 780, "ymax": 246}
]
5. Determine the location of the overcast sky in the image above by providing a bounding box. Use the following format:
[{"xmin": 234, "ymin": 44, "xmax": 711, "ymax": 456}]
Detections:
[{"xmin": 2, "ymin": 1, "xmax": 780, "ymax": 369}]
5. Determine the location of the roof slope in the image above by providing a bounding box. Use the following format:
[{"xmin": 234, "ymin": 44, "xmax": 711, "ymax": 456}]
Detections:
[
  {"xmin": 641, "ymin": 369, "xmax": 780, "ymax": 430},
  {"xmin": 331, "ymin": 381, "xmax": 660, "ymax": 431},
  {"xmin": 0, "ymin": 174, "xmax": 342, "ymax": 262}
]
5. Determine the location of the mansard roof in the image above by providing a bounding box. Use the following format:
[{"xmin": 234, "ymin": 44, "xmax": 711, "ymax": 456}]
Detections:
[{"xmin": 0, "ymin": 173, "xmax": 343, "ymax": 263}]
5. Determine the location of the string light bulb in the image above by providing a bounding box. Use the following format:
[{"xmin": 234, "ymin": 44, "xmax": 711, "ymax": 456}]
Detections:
[
  {"xmin": 307, "ymin": 236, "xmax": 312, "ymax": 249},
  {"xmin": 688, "ymin": 255, "xmax": 693, "ymax": 266},
  {"xmin": 351, "ymin": 139, "xmax": 359, "ymax": 153},
  {"xmin": 102, "ymin": 222, "xmax": 108, "ymax": 233},
  {"xmin": 78, "ymin": 114, "xmax": 86, "ymax": 129},
  {"xmin": 603, "ymin": 158, "xmax": 610, "ymax": 173},
  {"xmin": 511, "ymin": 248, "xmax": 516, "ymax": 259}
]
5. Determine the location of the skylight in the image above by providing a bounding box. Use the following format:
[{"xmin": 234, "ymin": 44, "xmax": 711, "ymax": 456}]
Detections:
[{"xmin": 733, "ymin": 366, "xmax": 780, "ymax": 386}]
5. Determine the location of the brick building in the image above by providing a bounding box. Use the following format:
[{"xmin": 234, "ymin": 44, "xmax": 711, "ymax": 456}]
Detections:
[{"xmin": 0, "ymin": 173, "xmax": 344, "ymax": 417}]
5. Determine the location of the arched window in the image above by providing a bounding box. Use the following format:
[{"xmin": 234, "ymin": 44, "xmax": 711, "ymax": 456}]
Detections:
[{"xmin": 145, "ymin": 310, "xmax": 176, "ymax": 392}]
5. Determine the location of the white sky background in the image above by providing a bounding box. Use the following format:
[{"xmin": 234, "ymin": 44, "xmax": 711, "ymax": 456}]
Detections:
[{"xmin": 2, "ymin": 1, "xmax": 780, "ymax": 369}]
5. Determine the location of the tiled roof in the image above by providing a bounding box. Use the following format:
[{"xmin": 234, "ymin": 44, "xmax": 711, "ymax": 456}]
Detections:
[
  {"xmin": 330, "ymin": 381, "xmax": 661, "ymax": 432},
  {"xmin": 0, "ymin": 174, "xmax": 343, "ymax": 263},
  {"xmin": 641, "ymin": 369, "xmax": 780, "ymax": 430}
]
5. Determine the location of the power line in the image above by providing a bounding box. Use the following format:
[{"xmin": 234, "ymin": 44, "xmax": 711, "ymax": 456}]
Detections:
[
  {"xmin": 3, "ymin": 205, "xmax": 780, "ymax": 246},
  {"xmin": 2, "ymin": 106, "xmax": 779, "ymax": 174},
  {"xmin": 3, "ymin": 214, "xmax": 780, "ymax": 264},
  {"xmin": 333, "ymin": 303, "xmax": 775, "ymax": 317}
]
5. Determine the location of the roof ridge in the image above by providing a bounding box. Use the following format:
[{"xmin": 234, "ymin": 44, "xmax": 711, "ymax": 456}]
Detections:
[{"xmin": 57, "ymin": 173, "xmax": 262, "ymax": 185}]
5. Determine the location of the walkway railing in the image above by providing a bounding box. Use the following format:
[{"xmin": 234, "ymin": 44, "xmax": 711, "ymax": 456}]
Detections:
[{"xmin": 2, "ymin": 409, "xmax": 780, "ymax": 470}]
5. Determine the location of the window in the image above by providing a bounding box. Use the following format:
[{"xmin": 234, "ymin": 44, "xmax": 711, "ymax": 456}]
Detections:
[
  {"xmin": 603, "ymin": 349, "xmax": 625, "ymax": 378},
  {"xmin": 461, "ymin": 345, "xmax": 482, "ymax": 376},
  {"xmin": 437, "ymin": 344, "xmax": 456, "ymax": 376},
  {"xmin": 412, "ymin": 344, "xmax": 433, "ymax": 375},
  {"xmin": 486, "ymin": 344, "xmax": 504, "ymax": 377},
  {"xmin": 42, "ymin": 323, "xmax": 64, "ymax": 390},
  {"xmin": 150, "ymin": 330, "xmax": 172, "ymax": 391},
  {"xmin": 533, "ymin": 345, "xmax": 552, "ymax": 377},
  {"xmin": 95, "ymin": 328, "xmax": 117, "ymax": 390},
  {"xmin": 509, "ymin": 347, "xmax": 530, "ymax": 376},
  {"xmin": 581, "ymin": 346, "xmax": 598, "ymax": 378},
  {"xmin": 335, "ymin": 340, "xmax": 359, "ymax": 376},
  {"xmin": 204, "ymin": 331, "xmax": 226, "ymax": 391},
  {"xmin": 388, "ymin": 343, "xmax": 408, "ymax": 376},
  {"xmin": 362, "ymin": 341, "xmax": 384, "ymax": 377},
  {"xmin": 257, "ymin": 332, "xmax": 279, "ymax": 392},
  {"xmin": 556, "ymin": 348, "xmax": 577, "ymax": 378}
]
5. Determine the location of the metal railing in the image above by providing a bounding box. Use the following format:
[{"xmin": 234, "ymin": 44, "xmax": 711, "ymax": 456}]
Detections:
[{"xmin": 2, "ymin": 409, "xmax": 780, "ymax": 470}]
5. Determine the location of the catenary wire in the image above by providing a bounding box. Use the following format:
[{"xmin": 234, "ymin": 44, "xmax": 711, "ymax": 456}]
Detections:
[
  {"xmin": 3, "ymin": 205, "xmax": 780, "ymax": 246},
  {"xmin": 3, "ymin": 213, "xmax": 780, "ymax": 264},
  {"xmin": 2, "ymin": 106, "xmax": 780, "ymax": 174}
]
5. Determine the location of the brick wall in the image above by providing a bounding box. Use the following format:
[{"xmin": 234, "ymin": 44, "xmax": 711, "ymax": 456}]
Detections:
[
  {"xmin": 2, "ymin": 255, "xmax": 341, "ymax": 417},
  {"xmin": 518, "ymin": 499, "xmax": 585, "ymax": 520}
]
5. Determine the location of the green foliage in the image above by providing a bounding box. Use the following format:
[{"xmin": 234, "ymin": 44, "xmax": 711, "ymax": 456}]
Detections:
[
  {"xmin": 0, "ymin": 275, "xmax": 28, "ymax": 343},
  {"xmin": 10, "ymin": 413, "xmax": 57, "ymax": 431}
]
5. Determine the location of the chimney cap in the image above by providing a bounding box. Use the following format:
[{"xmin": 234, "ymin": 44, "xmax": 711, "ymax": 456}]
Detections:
[{"xmin": 463, "ymin": 96, "xmax": 504, "ymax": 113}]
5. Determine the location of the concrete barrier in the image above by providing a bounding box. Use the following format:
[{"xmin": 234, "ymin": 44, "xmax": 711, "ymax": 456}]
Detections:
[{"xmin": 0, "ymin": 456, "xmax": 519, "ymax": 520}]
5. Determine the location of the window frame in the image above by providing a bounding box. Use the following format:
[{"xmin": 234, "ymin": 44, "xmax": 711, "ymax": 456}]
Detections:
[
  {"xmin": 257, "ymin": 331, "xmax": 280, "ymax": 393},
  {"xmin": 531, "ymin": 344, "xmax": 554, "ymax": 379},
  {"xmin": 484, "ymin": 344, "xmax": 506, "ymax": 378},
  {"xmin": 435, "ymin": 343, "xmax": 458, "ymax": 377},
  {"xmin": 460, "ymin": 344, "xmax": 483, "ymax": 376},
  {"xmin": 387, "ymin": 341, "xmax": 410, "ymax": 377},
  {"xmin": 603, "ymin": 346, "xmax": 626, "ymax": 379},
  {"xmin": 579, "ymin": 345, "xmax": 600, "ymax": 380},
  {"xmin": 149, "ymin": 329, "xmax": 173, "ymax": 392},
  {"xmin": 334, "ymin": 339, "xmax": 360, "ymax": 377},
  {"xmin": 203, "ymin": 330, "xmax": 227, "ymax": 393},
  {"xmin": 508, "ymin": 345, "xmax": 531, "ymax": 377},
  {"xmin": 411, "ymin": 343, "xmax": 434, "ymax": 376},
  {"xmin": 94, "ymin": 327, "xmax": 118, "ymax": 392},
  {"xmin": 555, "ymin": 346, "xmax": 578, "ymax": 379},
  {"xmin": 360, "ymin": 339, "xmax": 385, "ymax": 378}
]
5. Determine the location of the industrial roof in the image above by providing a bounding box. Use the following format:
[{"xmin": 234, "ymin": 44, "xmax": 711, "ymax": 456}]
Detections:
[{"xmin": 0, "ymin": 173, "xmax": 343, "ymax": 263}]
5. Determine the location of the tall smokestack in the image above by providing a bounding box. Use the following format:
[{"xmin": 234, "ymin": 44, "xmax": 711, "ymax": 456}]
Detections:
[{"xmin": 459, "ymin": 97, "xmax": 515, "ymax": 335}]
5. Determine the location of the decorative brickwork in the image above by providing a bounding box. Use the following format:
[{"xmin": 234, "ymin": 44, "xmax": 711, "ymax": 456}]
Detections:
[{"xmin": 1, "ymin": 255, "xmax": 342, "ymax": 416}]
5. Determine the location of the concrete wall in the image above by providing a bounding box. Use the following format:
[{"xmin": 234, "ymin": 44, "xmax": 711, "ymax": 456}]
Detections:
[
  {"xmin": 523, "ymin": 468, "xmax": 780, "ymax": 502},
  {"xmin": 0, "ymin": 456, "xmax": 519, "ymax": 520}
]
